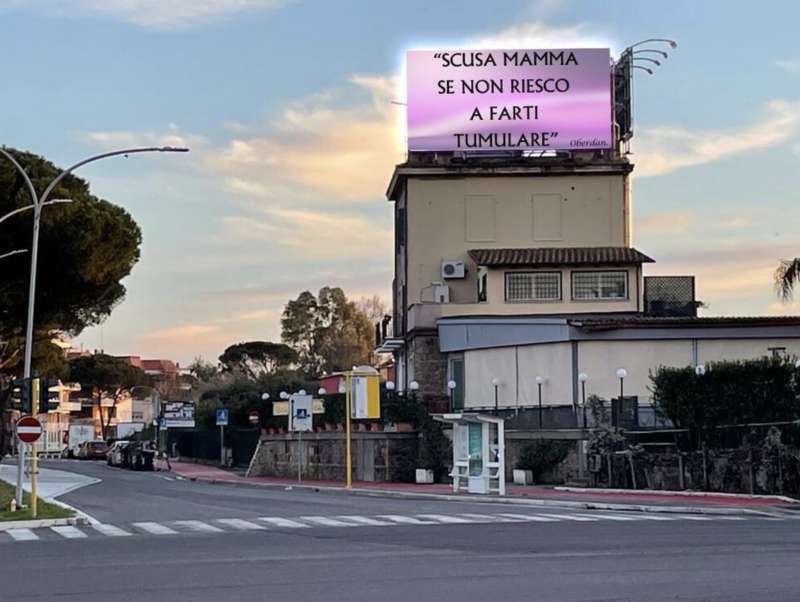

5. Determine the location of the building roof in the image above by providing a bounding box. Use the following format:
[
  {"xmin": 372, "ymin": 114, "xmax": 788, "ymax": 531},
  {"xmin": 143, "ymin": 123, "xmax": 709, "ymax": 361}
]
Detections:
[
  {"xmin": 468, "ymin": 246, "xmax": 654, "ymax": 267},
  {"xmin": 573, "ymin": 316, "xmax": 800, "ymax": 332}
]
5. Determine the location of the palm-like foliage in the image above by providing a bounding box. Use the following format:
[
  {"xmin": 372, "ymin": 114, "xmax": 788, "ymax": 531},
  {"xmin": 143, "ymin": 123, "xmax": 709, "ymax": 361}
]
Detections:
[{"xmin": 775, "ymin": 258, "xmax": 800, "ymax": 301}]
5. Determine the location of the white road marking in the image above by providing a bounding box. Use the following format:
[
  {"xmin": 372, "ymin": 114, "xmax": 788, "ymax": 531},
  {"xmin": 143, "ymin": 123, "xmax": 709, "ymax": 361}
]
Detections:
[
  {"xmin": 573, "ymin": 513, "xmax": 639, "ymax": 521},
  {"xmin": 6, "ymin": 528, "xmax": 38, "ymax": 541},
  {"xmin": 216, "ymin": 518, "xmax": 266, "ymax": 530},
  {"xmin": 299, "ymin": 516, "xmax": 356, "ymax": 527},
  {"xmin": 535, "ymin": 513, "xmax": 598, "ymax": 522},
  {"xmin": 674, "ymin": 515, "xmax": 712, "ymax": 521},
  {"xmin": 133, "ymin": 522, "xmax": 178, "ymax": 535},
  {"xmin": 375, "ymin": 515, "xmax": 437, "ymax": 525},
  {"xmin": 258, "ymin": 517, "xmax": 310, "ymax": 529},
  {"xmin": 494, "ymin": 513, "xmax": 561, "ymax": 522},
  {"xmin": 712, "ymin": 516, "xmax": 746, "ymax": 521},
  {"xmin": 336, "ymin": 515, "xmax": 395, "ymax": 526},
  {"xmin": 458, "ymin": 513, "xmax": 521, "ymax": 523},
  {"xmin": 51, "ymin": 526, "xmax": 87, "ymax": 539},
  {"xmin": 93, "ymin": 524, "xmax": 132, "ymax": 537},
  {"xmin": 173, "ymin": 520, "xmax": 224, "ymax": 533},
  {"xmin": 416, "ymin": 514, "xmax": 473, "ymax": 524},
  {"xmin": 634, "ymin": 515, "xmax": 676, "ymax": 521}
]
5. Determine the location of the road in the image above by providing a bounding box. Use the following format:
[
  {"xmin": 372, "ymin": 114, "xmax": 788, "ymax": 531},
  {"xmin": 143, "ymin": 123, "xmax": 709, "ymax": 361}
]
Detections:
[{"xmin": 2, "ymin": 460, "xmax": 799, "ymax": 602}]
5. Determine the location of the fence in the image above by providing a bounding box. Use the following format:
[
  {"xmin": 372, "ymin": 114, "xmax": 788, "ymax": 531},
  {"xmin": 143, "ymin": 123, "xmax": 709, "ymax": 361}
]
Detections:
[{"xmin": 168, "ymin": 427, "xmax": 260, "ymax": 467}]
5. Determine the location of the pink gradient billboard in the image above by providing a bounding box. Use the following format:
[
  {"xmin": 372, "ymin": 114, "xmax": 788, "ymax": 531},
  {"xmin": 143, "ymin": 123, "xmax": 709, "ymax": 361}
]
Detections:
[{"xmin": 406, "ymin": 48, "xmax": 612, "ymax": 152}]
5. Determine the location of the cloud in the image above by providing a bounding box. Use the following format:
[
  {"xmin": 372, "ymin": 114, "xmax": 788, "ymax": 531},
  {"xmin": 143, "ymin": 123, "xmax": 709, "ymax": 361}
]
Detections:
[
  {"xmin": 219, "ymin": 206, "xmax": 393, "ymax": 260},
  {"xmin": 9, "ymin": 0, "xmax": 287, "ymax": 29},
  {"xmin": 213, "ymin": 75, "xmax": 404, "ymax": 203},
  {"xmin": 636, "ymin": 211, "xmax": 696, "ymax": 235},
  {"xmin": 635, "ymin": 99, "xmax": 800, "ymax": 177},
  {"xmin": 776, "ymin": 59, "xmax": 800, "ymax": 73},
  {"xmin": 84, "ymin": 125, "xmax": 206, "ymax": 151},
  {"xmin": 141, "ymin": 323, "xmax": 219, "ymax": 339},
  {"xmin": 469, "ymin": 21, "xmax": 613, "ymax": 50}
]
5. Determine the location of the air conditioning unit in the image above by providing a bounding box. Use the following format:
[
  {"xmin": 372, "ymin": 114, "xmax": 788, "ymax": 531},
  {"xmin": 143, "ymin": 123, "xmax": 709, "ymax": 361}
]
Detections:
[
  {"xmin": 441, "ymin": 260, "xmax": 465, "ymax": 279},
  {"xmin": 433, "ymin": 284, "xmax": 450, "ymax": 303}
]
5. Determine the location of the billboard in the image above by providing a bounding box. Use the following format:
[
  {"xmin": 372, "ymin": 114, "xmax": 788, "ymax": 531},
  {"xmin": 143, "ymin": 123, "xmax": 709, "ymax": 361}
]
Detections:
[
  {"xmin": 163, "ymin": 401, "xmax": 195, "ymax": 428},
  {"xmin": 406, "ymin": 48, "xmax": 612, "ymax": 152}
]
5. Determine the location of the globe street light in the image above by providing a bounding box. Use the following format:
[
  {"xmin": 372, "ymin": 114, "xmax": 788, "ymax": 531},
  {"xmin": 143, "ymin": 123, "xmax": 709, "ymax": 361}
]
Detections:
[
  {"xmin": 615, "ymin": 368, "xmax": 628, "ymax": 399},
  {"xmin": 280, "ymin": 391, "xmax": 289, "ymax": 400},
  {"xmin": 695, "ymin": 364, "xmax": 706, "ymax": 376},
  {"xmin": 409, "ymin": 380, "xmax": 420, "ymax": 393},
  {"xmin": 535, "ymin": 376, "xmax": 546, "ymax": 428},
  {"xmin": 385, "ymin": 380, "xmax": 395, "ymax": 391},
  {"xmin": 447, "ymin": 380, "xmax": 457, "ymax": 413},
  {"xmin": 578, "ymin": 372, "xmax": 589, "ymax": 428},
  {"xmin": 261, "ymin": 393, "xmax": 270, "ymax": 401},
  {"xmin": 491, "ymin": 378, "xmax": 501, "ymax": 414},
  {"xmin": 298, "ymin": 389, "xmax": 306, "ymax": 396},
  {"xmin": 317, "ymin": 387, "xmax": 327, "ymax": 396}
]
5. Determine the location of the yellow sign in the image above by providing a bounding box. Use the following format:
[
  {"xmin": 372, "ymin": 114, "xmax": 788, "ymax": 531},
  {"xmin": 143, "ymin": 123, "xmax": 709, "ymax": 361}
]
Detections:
[{"xmin": 272, "ymin": 399, "xmax": 325, "ymax": 417}]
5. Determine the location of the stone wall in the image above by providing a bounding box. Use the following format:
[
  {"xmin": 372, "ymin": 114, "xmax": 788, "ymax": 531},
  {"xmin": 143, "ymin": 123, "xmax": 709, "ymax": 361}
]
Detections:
[
  {"xmin": 408, "ymin": 334, "xmax": 446, "ymax": 399},
  {"xmin": 247, "ymin": 431, "xmax": 419, "ymax": 483}
]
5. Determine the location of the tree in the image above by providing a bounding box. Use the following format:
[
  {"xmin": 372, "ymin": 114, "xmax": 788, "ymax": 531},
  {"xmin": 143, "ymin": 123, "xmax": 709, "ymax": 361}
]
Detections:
[
  {"xmin": 775, "ymin": 258, "xmax": 800, "ymax": 301},
  {"xmin": 218, "ymin": 341, "xmax": 297, "ymax": 380},
  {"xmin": 187, "ymin": 357, "xmax": 219, "ymax": 383},
  {"xmin": 0, "ymin": 148, "xmax": 142, "ymax": 373},
  {"xmin": 281, "ymin": 287, "xmax": 373, "ymax": 375},
  {"xmin": 357, "ymin": 295, "xmax": 388, "ymax": 324},
  {"xmin": 68, "ymin": 354, "xmax": 147, "ymax": 439}
]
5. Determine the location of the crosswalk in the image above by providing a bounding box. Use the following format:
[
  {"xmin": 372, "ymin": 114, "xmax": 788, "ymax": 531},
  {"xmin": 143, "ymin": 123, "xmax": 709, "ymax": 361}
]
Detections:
[{"xmin": 1, "ymin": 510, "xmax": 797, "ymax": 544}]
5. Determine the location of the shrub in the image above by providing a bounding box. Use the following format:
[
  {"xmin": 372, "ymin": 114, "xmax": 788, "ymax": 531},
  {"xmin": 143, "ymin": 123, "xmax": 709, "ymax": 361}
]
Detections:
[{"xmin": 516, "ymin": 440, "xmax": 571, "ymax": 481}]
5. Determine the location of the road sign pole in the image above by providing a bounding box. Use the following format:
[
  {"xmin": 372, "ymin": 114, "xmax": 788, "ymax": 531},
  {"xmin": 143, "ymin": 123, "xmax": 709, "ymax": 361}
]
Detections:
[
  {"xmin": 345, "ymin": 371, "xmax": 352, "ymax": 489},
  {"xmin": 30, "ymin": 442, "xmax": 37, "ymax": 519},
  {"xmin": 297, "ymin": 428, "xmax": 302, "ymax": 484},
  {"xmin": 16, "ymin": 436, "xmax": 25, "ymax": 507},
  {"xmin": 219, "ymin": 424, "xmax": 224, "ymax": 467}
]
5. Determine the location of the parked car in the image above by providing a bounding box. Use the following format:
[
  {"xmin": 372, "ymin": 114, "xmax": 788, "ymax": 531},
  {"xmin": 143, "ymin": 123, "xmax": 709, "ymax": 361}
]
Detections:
[
  {"xmin": 128, "ymin": 441, "xmax": 155, "ymax": 471},
  {"xmin": 107, "ymin": 441, "xmax": 131, "ymax": 467},
  {"xmin": 76, "ymin": 440, "xmax": 109, "ymax": 460}
]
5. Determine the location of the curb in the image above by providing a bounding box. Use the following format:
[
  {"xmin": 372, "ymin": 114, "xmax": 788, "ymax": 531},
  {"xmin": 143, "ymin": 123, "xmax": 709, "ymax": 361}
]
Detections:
[
  {"xmin": 554, "ymin": 486, "xmax": 800, "ymax": 505},
  {"xmin": 174, "ymin": 472, "xmax": 771, "ymax": 517},
  {"xmin": 0, "ymin": 516, "xmax": 89, "ymax": 531}
]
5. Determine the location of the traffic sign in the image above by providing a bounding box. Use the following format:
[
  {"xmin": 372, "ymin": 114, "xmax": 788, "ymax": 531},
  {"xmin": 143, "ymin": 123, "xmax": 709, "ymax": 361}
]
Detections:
[
  {"xmin": 16, "ymin": 416, "xmax": 43, "ymax": 443},
  {"xmin": 216, "ymin": 408, "xmax": 229, "ymax": 426}
]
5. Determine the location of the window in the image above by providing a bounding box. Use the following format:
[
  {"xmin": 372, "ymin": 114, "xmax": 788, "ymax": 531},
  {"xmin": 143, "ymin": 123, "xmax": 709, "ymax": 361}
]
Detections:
[
  {"xmin": 572, "ymin": 271, "xmax": 628, "ymax": 300},
  {"xmin": 505, "ymin": 272, "xmax": 561, "ymax": 302}
]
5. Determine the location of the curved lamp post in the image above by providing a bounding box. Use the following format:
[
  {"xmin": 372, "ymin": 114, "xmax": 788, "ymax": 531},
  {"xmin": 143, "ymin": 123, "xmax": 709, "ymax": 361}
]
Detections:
[{"xmin": 1, "ymin": 145, "xmax": 188, "ymax": 507}]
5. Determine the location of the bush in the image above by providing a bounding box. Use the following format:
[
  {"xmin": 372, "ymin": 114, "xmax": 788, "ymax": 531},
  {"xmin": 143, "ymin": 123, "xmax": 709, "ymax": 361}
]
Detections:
[
  {"xmin": 517, "ymin": 440, "xmax": 571, "ymax": 481},
  {"xmin": 651, "ymin": 356, "xmax": 800, "ymax": 446}
]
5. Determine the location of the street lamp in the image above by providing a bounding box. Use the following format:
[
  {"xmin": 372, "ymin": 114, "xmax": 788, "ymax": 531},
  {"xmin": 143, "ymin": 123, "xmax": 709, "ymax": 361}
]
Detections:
[
  {"xmin": 491, "ymin": 378, "xmax": 501, "ymax": 414},
  {"xmin": 795, "ymin": 359, "xmax": 800, "ymax": 369},
  {"xmin": 317, "ymin": 387, "xmax": 327, "ymax": 396},
  {"xmin": 280, "ymin": 391, "xmax": 289, "ymax": 400},
  {"xmin": 535, "ymin": 376, "xmax": 545, "ymax": 428},
  {"xmin": 695, "ymin": 364, "xmax": 706, "ymax": 376},
  {"xmin": 409, "ymin": 380, "xmax": 419, "ymax": 393},
  {"xmin": 578, "ymin": 372, "xmax": 589, "ymax": 428},
  {"xmin": 615, "ymin": 368, "xmax": 627, "ymax": 399},
  {"xmin": 298, "ymin": 389, "xmax": 306, "ymax": 396},
  {"xmin": 338, "ymin": 381, "xmax": 346, "ymax": 394},
  {"xmin": 261, "ymin": 393, "xmax": 270, "ymax": 401},
  {"xmin": 447, "ymin": 380, "xmax": 457, "ymax": 413},
  {"xmin": 385, "ymin": 380, "xmax": 395, "ymax": 391}
]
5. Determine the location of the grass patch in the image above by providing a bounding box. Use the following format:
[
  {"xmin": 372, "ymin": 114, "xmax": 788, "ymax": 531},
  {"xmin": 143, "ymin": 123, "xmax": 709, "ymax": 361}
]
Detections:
[{"xmin": 0, "ymin": 479, "xmax": 74, "ymax": 521}]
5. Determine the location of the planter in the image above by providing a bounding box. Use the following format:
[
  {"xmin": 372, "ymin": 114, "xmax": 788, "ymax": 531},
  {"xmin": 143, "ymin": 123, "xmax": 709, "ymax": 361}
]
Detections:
[
  {"xmin": 356, "ymin": 423, "xmax": 367, "ymax": 432},
  {"xmin": 324, "ymin": 422, "xmax": 335, "ymax": 432},
  {"xmin": 513, "ymin": 469, "xmax": 534, "ymax": 486},
  {"xmin": 267, "ymin": 427, "xmax": 276, "ymax": 435},
  {"xmin": 415, "ymin": 468, "xmax": 434, "ymax": 484},
  {"xmin": 394, "ymin": 421, "xmax": 414, "ymax": 432},
  {"xmin": 336, "ymin": 423, "xmax": 344, "ymax": 432},
  {"xmin": 369, "ymin": 422, "xmax": 383, "ymax": 432}
]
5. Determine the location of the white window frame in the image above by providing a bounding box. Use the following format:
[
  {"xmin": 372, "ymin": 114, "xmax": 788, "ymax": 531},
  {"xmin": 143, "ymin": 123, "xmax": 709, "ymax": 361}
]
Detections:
[
  {"xmin": 571, "ymin": 270, "xmax": 628, "ymax": 301},
  {"xmin": 504, "ymin": 271, "xmax": 562, "ymax": 302}
]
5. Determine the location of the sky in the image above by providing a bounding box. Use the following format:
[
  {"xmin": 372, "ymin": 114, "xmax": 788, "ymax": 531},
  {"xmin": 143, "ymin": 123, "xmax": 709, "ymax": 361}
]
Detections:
[{"xmin": 2, "ymin": 0, "xmax": 800, "ymax": 366}]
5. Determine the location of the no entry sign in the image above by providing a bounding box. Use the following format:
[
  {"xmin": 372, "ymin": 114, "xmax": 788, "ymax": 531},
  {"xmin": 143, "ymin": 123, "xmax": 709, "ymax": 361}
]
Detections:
[{"xmin": 16, "ymin": 416, "xmax": 43, "ymax": 443}]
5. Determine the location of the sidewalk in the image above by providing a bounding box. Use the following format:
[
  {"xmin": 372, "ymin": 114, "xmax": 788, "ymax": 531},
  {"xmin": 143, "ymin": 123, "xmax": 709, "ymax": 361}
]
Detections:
[{"xmin": 169, "ymin": 461, "xmax": 799, "ymax": 513}]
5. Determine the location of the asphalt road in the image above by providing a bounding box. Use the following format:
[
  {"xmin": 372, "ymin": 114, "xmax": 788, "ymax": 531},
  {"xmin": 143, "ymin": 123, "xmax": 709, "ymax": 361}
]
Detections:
[{"xmin": 2, "ymin": 461, "xmax": 799, "ymax": 602}]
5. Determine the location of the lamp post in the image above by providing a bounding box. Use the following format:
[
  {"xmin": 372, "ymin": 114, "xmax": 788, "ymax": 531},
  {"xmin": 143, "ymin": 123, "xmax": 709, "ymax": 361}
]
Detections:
[
  {"xmin": 615, "ymin": 368, "xmax": 627, "ymax": 399},
  {"xmin": 261, "ymin": 393, "xmax": 270, "ymax": 401},
  {"xmin": 578, "ymin": 373, "xmax": 589, "ymax": 428},
  {"xmin": 0, "ymin": 145, "xmax": 188, "ymax": 506},
  {"xmin": 535, "ymin": 376, "xmax": 545, "ymax": 428},
  {"xmin": 491, "ymin": 378, "xmax": 500, "ymax": 414},
  {"xmin": 447, "ymin": 380, "xmax": 457, "ymax": 413},
  {"xmin": 695, "ymin": 364, "xmax": 706, "ymax": 376},
  {"xmin": 409, "ymin": 380, "xmax": 419, "ymax": 397}
]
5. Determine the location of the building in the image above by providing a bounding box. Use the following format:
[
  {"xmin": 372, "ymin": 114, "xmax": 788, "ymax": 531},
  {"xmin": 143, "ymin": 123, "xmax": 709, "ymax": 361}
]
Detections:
[{"xmin": 380, "ymin": 157, "xmax": 800, "ymax": 426}]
